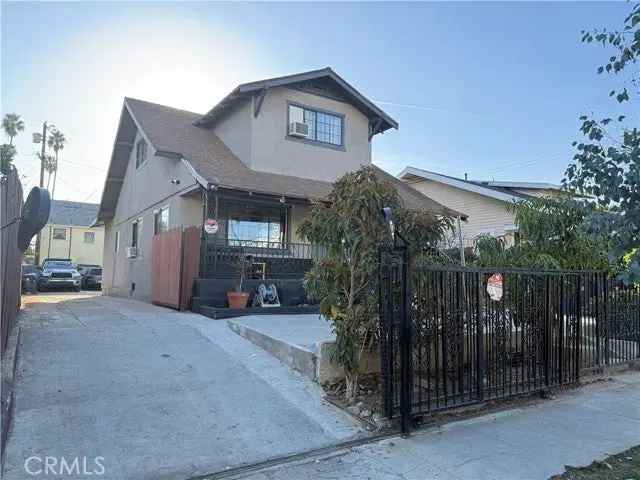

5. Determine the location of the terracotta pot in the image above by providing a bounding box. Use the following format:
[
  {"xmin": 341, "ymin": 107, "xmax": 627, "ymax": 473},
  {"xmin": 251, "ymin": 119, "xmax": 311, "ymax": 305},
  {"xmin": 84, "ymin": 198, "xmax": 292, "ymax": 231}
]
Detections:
[{"xmin": 227, "ymin": 291, "xmax": 250, "ymax": 309}]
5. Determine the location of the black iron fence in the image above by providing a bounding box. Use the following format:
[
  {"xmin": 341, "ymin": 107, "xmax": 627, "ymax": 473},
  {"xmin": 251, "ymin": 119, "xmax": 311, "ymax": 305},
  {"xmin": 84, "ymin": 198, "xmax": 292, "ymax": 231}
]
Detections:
[
  {"xmin": 379, "ymin": 257, "xmax": 640, "ymax": 433},
  {"xmin": 201, "ymin": 236, "xmax": 321, "ymax": 279}
]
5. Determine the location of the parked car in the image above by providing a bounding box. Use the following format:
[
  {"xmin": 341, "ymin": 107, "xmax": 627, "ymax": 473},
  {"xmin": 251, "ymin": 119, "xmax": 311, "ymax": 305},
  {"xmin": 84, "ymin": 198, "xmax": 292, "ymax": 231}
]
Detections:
[
  {"xmin": 21, "ymin": 264, "xmax": 40, "ymax": 294},
  {"xmin": 81, "ymin": 267, "xmax": 103, "ymax": 290},
  {"xmin": 38, "ymin": 258, "xmax": 82, "ymax": 292},
  {"xmin": 77, "ymin": 264, "xmax": 101, "ymax": 277}
]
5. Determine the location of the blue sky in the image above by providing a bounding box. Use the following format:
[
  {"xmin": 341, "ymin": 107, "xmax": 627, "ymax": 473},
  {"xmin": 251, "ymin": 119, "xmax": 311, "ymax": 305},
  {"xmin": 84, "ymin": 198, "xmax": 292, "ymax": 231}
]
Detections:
[{"xmin": 1, "ymin": 1, "xmax": 631, "ymax": 203}]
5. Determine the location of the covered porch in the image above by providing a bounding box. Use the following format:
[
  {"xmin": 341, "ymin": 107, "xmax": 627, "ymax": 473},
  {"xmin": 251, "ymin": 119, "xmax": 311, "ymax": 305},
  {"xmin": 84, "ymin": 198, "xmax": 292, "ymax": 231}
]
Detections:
[{"xmin": 191, "ymin": 187, "xmax": 322, "ymax": 318}]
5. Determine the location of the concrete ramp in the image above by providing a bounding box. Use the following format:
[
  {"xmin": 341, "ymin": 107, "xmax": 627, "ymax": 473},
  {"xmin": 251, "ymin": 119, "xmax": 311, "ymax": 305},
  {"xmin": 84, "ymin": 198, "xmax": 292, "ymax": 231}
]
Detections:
[
  {"xmin": 227, "ymin": 314, "xmax": 333, "ymax": 382},
  {"xmin": 227, "ymin": 314, "xmax": 379, "ymax": 384}
]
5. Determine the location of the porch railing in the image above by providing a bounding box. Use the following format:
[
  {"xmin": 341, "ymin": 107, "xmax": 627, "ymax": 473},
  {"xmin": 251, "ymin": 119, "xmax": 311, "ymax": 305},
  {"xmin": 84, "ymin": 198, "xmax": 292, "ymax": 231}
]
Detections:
[{"xmin": 202, "ymin": 236, "xmax": 323, "ymax": 279}]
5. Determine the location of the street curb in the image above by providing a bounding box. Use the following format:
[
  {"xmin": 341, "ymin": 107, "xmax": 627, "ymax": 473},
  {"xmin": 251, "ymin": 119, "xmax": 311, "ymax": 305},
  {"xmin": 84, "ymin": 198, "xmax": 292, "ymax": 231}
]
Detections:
[{"xmin": 1, "ymin": 324, "xmax": 21, "ymax": 472}]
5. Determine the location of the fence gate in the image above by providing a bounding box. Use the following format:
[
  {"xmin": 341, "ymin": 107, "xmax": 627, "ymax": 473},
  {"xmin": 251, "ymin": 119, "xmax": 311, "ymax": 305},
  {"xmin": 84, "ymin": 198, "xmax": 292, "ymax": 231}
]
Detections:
[
  {"xmin": 151, "ymin": 226, "xmax": 201, "ymax": 310},
  {"xmin": 379, "ymin": 255, "xmax": 640, "ymax": 434}
]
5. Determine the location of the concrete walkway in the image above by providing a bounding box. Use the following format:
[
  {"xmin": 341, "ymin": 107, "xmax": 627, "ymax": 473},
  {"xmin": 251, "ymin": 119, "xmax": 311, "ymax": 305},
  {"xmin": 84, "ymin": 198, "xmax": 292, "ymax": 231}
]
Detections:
[
  {"xmin": 235, "ymin": 372, "xmax": 640, "ymax": 480},
  {"xmin": 3, "ymin": 294, "xmax": 362, "ymax": 480}
]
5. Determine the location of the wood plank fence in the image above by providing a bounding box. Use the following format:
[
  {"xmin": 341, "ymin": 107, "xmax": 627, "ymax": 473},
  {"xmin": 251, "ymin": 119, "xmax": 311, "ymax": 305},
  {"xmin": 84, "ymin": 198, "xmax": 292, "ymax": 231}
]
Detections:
[
  {"xmin": 0, "ymin": 168, "xmax": 23, "ymax": 356},
  {"xmin": 151, "ymin": 226, "xmax": 200, "ymax": 310}
]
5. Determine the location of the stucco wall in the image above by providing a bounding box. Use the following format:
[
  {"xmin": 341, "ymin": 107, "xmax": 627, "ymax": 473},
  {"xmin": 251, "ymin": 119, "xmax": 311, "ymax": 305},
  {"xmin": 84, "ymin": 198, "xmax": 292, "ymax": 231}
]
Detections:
[
  {"xmin": 253, "ymin": 87, "xmax": 372, "ymax": 182},
  {"xmin": 213, "ymin": 99, "xmax": 253, "ymax": 168},
  {"xmin": 212, "ymin": 86, "xmax": 372, "ymax": 182},
  {"xmin": 39, "ymin": 224, "xmax": 105, "ymax": 266},
  {"xmin": 102, "ymin": 130, "xmax": 202, "ymax": 301},
  {"xmin": 406, "ymin": 179, "xmax": 517, "ymax": 247},
  {"xmin": 289, "ymin": 203, "xmax": 312, "ymax": 243}
]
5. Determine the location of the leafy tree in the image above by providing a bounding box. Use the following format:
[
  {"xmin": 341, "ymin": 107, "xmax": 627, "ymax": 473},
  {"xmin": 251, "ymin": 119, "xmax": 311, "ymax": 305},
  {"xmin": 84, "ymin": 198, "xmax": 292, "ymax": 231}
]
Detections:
[
  {"xmin": 1, "ymin": 144, "xmax": 16, "ymax": 175},
  {"xmin": 474, "ymin": 196, "xmax": 611, "ymax": 271},
  {"xmin": 1, "ymin": 113, "xmax": 25, "ymax": 174},
  {"xmin": 2, "ymin": 113, "xmax": 25, "ymax": 146},
  {"xmin": 46, "ymin": 127, "xmax": 67, "ymax": 198},
  {"xmin": 298, "ymin": 166, "xmax": 452, "ymax": 401},
  {"xmin": 564, "ymin": 3, "xmax": 640, "ymax": 283}
]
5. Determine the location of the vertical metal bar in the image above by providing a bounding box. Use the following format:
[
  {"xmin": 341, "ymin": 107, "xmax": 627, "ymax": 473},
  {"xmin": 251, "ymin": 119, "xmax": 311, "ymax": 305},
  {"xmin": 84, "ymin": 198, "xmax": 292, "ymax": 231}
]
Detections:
[
  {"xmin": 559, "ymin": 275, "xmax": 565, "ymax": 384},
  {"xmin": 576, "ymin": 275, "xmax": 582, "ymax": 382},
  {"xmin": 544, "ymin": 276, "xmax": 550, "ymax": 388},
  {"xmin": 399, "ymin": 246, "xmax": 411, "ymax": 435},
  {"xmin": 605, "ymin": 278, "xmax": 610, "ymax": 366},
  {"xmin": 476, "ymin": 271, "xmax": 484, "ymax": 401}
]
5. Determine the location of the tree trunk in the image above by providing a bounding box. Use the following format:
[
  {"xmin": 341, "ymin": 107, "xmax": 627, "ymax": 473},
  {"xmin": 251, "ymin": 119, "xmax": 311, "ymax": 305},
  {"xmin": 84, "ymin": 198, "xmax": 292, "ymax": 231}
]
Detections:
[
  {"xmin": 51, "ymin": 168, "xmax": 57, "ymax": 200},
  {"xmin": 345, "ymin": 370, "xmax": 359, "ymax": 403}
]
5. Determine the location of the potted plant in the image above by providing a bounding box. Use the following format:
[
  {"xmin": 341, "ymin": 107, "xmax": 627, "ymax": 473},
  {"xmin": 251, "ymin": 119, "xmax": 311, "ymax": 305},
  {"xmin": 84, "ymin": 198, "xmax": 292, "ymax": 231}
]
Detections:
[{"xmin": 227, "ymin": 251, "xmax": 251, "ymax": 309}]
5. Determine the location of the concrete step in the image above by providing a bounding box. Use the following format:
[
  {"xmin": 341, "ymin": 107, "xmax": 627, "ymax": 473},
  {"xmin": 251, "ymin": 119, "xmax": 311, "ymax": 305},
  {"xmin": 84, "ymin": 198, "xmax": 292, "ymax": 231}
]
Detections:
[{"xmin": 227, "ymin": 317, "xmax": 320, "ymax": 381}]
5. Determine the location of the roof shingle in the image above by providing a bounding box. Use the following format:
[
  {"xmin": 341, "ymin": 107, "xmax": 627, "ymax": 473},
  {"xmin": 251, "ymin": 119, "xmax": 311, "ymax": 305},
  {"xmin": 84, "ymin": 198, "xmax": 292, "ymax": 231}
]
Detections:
[
  {"xmin": 122, "ymin": 97, "xmax": 464, "ymax": 218},
  {"xmin": 49, "ymin": 200, "xmax": 99, "ymax": 227}
]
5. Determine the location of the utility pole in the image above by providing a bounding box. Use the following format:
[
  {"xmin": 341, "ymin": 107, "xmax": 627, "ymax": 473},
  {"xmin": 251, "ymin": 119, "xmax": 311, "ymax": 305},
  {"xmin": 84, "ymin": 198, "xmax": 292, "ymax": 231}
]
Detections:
[
  {"xmin": 39, "ymin": 122, "xmax": 47, "ymax": 189},
  {"xmin": 34, "ymin": 121, "xmax": 47, "ymax": 266}
]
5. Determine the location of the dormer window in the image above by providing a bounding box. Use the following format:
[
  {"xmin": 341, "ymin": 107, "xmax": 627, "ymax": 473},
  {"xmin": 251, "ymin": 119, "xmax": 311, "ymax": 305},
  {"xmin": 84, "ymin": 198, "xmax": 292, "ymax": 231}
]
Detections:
[
  {"xmin": 288, "ymin": 104, "xmax": 343, "ymax": 147},
  {"xmin": 135, "ymin": 139, "xmax": 148, "ymax": 169}
]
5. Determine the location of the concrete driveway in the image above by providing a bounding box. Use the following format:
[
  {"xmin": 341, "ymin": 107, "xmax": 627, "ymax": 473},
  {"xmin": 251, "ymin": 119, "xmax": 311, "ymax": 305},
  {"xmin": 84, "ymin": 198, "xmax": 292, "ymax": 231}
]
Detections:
[{"xmin": 3, "ymin": 294, "xmax": 361, "ymax": 479}]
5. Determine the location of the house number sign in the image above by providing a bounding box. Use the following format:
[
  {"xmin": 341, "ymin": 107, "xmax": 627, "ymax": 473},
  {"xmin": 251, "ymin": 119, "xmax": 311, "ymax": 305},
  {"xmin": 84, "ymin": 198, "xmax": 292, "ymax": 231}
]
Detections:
[
  {"xmin": 204, "ymin": 218, "xmax": 219, "ymax": 234},
  {"xmin": 486, "ymin": 273, "xmax": 503, "ymax": 301}
]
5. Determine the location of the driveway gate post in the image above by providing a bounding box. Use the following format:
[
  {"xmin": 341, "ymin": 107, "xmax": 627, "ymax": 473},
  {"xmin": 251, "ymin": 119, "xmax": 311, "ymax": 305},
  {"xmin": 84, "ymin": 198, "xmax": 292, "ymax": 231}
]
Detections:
[{"xmin": 399, "ymin": 244, "xmax": 412, "ymax": 436}]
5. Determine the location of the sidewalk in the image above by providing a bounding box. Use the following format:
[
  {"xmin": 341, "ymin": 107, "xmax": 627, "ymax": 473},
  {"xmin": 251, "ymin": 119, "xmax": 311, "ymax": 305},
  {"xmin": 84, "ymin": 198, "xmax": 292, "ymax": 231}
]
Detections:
[{"xmin": 232, "ymin": 372, "xmax": 640, "ymax": 480}]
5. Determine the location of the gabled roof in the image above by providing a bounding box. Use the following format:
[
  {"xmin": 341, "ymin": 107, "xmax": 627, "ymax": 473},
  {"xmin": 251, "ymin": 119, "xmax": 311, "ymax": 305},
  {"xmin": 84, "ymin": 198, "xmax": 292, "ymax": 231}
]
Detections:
[
  {"xmin": 399, "ymin": 167, "xmax": 537, "ymax": 203},
  {"xmin": 49, "ymin": 200, "xmax": 99, "ymax": 227},
  {"xmin": 97, "ymin": 97, "xmax": 462, "ymax": 223},
  {"xmin": 194, "ymin": 67, "xmax": 398, "ymax": 136},
  {"xmin": 474, "ymin": 180, "xmax": 561, "ymax": 190}
]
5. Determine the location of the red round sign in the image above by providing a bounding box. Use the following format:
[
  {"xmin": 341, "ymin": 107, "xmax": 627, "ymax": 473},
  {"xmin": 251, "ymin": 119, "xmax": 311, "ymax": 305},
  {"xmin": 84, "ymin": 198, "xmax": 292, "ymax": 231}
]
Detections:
[
  {"xmin": 487, "ymin": 273, "xmax": 503, "ymax": 301},
  {"xmin": 204, "ymin": 218, "xmax": 218, "ymax": 234}
]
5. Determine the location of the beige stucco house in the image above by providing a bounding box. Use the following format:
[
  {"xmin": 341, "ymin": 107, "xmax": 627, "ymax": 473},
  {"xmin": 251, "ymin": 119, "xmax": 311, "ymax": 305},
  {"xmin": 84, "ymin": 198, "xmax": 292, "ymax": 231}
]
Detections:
[
  {"xmin": 399, "ymin": 167, "xmax": 563, "ymax": 248},
  {"xmin": 95, "ymin": 68, "xmax": 460, "ymax": 304},
  {"xmin": 38, "ymin": 200, "xmax": 104, "ymax": 266}
]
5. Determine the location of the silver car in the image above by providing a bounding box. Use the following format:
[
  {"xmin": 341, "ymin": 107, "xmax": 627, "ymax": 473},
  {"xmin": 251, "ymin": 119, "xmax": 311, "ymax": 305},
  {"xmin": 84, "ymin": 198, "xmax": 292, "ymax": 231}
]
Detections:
[{"xmin": 38, "ymin": 259, "xmax": 82, "ymax": 292}]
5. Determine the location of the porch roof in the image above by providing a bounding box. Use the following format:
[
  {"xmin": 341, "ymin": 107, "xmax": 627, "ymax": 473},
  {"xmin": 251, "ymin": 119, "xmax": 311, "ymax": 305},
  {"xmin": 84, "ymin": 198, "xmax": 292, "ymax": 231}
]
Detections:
[{"xmin": 97, "ymin": 97, "xmax": 465, "ymax": 223}]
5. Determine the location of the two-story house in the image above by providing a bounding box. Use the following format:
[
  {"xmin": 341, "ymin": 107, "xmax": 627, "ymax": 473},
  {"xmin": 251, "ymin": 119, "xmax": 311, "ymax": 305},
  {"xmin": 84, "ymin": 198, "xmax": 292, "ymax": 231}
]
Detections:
[{"xmin": 96, "ymin": 68, "xmax": 461, "ymax": 304}]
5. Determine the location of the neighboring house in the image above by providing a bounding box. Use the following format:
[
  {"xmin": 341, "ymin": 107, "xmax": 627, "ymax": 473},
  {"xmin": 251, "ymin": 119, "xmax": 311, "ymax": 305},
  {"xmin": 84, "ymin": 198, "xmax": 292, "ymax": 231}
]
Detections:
[
  {"xmin": 38, "ymin": 200, "xmax": 105, "ymax": 266},
  {"xmin": 96, "ymin": 67, "xmax": 461, "ymax": 303},
  {"xmin": 399, "ymin": 167, "xmax": 564, "ymax": 248}
]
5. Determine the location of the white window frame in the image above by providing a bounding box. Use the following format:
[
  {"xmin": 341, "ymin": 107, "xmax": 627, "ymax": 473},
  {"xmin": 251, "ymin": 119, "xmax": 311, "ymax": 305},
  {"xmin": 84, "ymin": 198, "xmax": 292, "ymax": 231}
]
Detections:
[
  {"xmin": 83, "ymin": 231, "xmax": 96, "ymax": 244},
  {"xmin": 52, "ymin": 227, "xmax": 67, "ymax": 241},
  {"xmin": 153, "ymin": 206, "xmax": 170, "ymax": 235},
  {"xmin": 131, "ymin": 218, "xmax": 142, "ymax": 249}
]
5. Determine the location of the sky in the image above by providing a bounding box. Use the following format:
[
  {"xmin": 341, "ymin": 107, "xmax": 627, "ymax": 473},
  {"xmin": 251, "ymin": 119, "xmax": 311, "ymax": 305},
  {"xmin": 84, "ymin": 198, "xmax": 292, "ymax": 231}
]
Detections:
[{"xmin": 1, "ymin": 1, "xmax": 633, "ymax": 204}]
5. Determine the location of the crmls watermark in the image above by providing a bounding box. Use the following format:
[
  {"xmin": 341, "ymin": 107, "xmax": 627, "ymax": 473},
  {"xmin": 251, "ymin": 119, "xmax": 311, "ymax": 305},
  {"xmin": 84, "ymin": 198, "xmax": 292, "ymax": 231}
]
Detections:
[{"xmin": 24, "ymin": 456, "xmax": 105, "ymax": 476}]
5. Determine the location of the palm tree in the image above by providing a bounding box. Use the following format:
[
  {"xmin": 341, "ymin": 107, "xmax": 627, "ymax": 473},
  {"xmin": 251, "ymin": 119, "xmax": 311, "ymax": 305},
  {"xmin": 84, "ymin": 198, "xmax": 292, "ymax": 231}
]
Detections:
[
  {"xmin": 2, "ymin": 113, "xmax": 25, "ymax": 145},
  {"xmin": 47, "ymin": 128, "xmax": 67, "ymax": 199}
]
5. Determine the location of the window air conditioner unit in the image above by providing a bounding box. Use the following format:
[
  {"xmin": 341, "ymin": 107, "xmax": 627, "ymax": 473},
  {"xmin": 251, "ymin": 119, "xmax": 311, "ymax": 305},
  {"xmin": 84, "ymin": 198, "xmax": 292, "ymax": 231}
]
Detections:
[
  {"xmin": 125, "ymin": 246, "xmax": 138, "ymax": 258},
  {"xmin": 289, "ymin": 121, "xmax": 309, "ymax": 138}
]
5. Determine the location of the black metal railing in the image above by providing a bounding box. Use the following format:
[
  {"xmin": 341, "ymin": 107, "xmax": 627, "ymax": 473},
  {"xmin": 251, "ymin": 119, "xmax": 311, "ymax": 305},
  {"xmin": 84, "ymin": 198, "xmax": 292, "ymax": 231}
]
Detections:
[
  {"xmin": 202, "ymin": 236, "xmax": 323, "ymax": 279},
  {"xmin": 379, "ymin": 259, "xmax": 640, "ymax": 432}
]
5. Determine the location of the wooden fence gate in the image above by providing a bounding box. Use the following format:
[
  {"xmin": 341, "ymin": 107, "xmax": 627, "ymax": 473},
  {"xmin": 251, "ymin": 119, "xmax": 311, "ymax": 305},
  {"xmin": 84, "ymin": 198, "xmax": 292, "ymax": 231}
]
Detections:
[{"xmin": 151, "ymin": 226, "xmax": 200, "ymax": 310}]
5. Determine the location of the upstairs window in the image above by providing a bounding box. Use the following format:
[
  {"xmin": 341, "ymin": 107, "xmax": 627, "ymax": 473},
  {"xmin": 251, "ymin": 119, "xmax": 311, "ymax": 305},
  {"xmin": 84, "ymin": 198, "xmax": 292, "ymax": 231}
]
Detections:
[
  {"xmin": 135, "ymin": 139, "xmax": 147, "ymax": 169},
  {"xmin": 288, "ymin": 104, "xmax": 343, "ymax": 147},
  {"xmin": 83, "ymin": 231, "xmax": 95, "ymax": 244}
]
